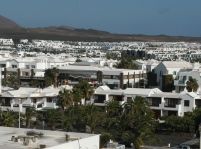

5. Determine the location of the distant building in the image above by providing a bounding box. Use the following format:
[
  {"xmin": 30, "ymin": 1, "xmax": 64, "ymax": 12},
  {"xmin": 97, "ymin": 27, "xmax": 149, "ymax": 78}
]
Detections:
[
  {"xmin": 154, "ymin": 61, "xmax": 193, "ymax": 89},
  {"xmin": 59, "ymin": 65, "xmax": 146, "ymax": 89}
]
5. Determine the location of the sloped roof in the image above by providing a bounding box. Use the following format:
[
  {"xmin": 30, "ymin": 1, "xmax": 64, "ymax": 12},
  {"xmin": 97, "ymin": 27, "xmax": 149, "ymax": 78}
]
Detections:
[
  {"xmin": 162, "ymin": 61, "xmax": 192, "ymax": 69},
  {"xmin": 2, "ymin": 87, "xmax": 38, "ymax": 98},
  {"xmin": 150, "ymin": 92, "xmax": 180, "ymax": 98},
  {"xmin": 124, "ymin": 88, "xmax": 161, "ymax": 96},
  {"xmin": 95, "ymin": 85, "xmax": 110, "ymax": 92}
]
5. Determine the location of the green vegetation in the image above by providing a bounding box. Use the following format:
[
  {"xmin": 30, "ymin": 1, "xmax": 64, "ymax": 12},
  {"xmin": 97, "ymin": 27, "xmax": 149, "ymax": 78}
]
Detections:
[
  {"xmin": 1, "ymin": 79, "xmax": 201, "ymax": 148},
  {"xmin": 186, "ymin": 77, "xmax": 199, "ymax": 92},
  {"xmin": 162, "ymin": 75, "xmax": 174, "ymax": 92},
  {"xmin": 147, "ymin": 72, "xmax": 157, "ymax": 87},
  {"xmin": 0, "ymin": 110, "xmax": 17, "ymax": 127},
  {"xmin": 106, "ymin": 52, "xmax": 120, "ymax": 60},
  {"xmin": 115, "ymin": 52, "xmax": 138, "ymax": 69},
  {"xmin": 2, "ymin": 72, "xmax": 20, "ymax": 89},
  {"xmin": 44, "ymin": 67, "xmax": 59, "ymax": 87},
  {"xmin": 58, "ymin": 89, "xmax": 74, "ymax": 110},
  {"xmin": 0, "ymin": 96, "xmax": 155, "ymax": 148}
]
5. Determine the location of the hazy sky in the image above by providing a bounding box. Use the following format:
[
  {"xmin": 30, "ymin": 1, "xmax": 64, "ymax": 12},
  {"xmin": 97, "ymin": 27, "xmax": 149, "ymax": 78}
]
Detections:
[{"xmin": 0, "ymin": 0, "xmax": 201, "ymax": 36}]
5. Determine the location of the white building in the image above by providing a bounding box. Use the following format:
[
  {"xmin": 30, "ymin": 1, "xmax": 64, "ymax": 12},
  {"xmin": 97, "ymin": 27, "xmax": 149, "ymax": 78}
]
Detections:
[
  {"xmin": 0, "ymin": 127, "xmax": 100, "ymax": 149},
  {"xmin": 91, "ymin": 86, "xmax": 201, "ymax": 117},
  {"xmin": 174, "ymin": 69, "xmax": 201, "ymax": 93},
  {"xmin": 0, "ymin": 85, "xmax": 72, "ymax": 113},
  {"xmin": 59, "ymin": 65, "xmax": 146, "ymax": 89},
  {"xmin": 154, "ymin": 61, "xmax": 193, "ymax": 89}
]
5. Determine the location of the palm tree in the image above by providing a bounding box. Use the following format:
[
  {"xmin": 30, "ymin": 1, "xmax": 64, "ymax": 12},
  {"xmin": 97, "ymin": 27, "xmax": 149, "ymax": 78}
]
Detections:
[
  {"xmin": 122, "ymin": 96, "xmax": 155, "ymax": 149},
  {"xmin": 25, "ymin": 107, "xmax": 36, "ymax": 128},
  {"xmin": 186, "ymin": 77, "xmax": 199, "ymax": 92},
  {"xmin": 58, "ymin": 89, "xmax": 74, "ymax": 110},
  {"xmin": 52, "ymin": 67, "xmax": 59, "ymax": 87},
  {"xmin": 84, "ymin": 105, "xmax": 104, "ymax": 133},
  {"xmin": 74, "ymin": 80, "xmax": 94, "ymax": 104},
  {"xmin": 104, "ymin": 100, "xmax": 122, "ymax": 140},
  {"xmin": 44, "ymin": 68, "xmax": 59, "ymax": 87},
  {"xmin": 44, "ymin": 109, "xmax": 63, "ymax": 130}
]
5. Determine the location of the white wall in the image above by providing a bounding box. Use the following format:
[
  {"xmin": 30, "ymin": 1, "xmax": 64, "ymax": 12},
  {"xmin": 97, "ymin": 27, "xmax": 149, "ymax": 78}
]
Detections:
[{"xmin": 47, "ymin": 135, "xmax": 100, "ymax": 149}]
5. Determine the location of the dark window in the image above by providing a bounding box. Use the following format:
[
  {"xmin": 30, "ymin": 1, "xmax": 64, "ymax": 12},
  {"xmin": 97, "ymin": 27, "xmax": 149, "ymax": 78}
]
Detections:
[
  {"xmin": 32, "ymin": 99, "xmax": 37, "ymax": 103},
  {"xmin": 47, "ymin": 98, "xmax": 53, "ymax": 102},
  {"xmin": 184, "ymin": 100, "xmax": 189, "ymax": 107},
  {"xmin": 12, "ymin": 65, "xmax": 17, "ymax": 68}
]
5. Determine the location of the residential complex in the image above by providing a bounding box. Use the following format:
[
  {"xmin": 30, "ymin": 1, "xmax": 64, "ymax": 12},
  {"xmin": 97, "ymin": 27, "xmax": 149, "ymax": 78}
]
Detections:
[
  {"xmin": 1, "ymin": 37, "xmax": 201, "ymax": 148},
  {"xmin": 1, "ymin": 38, "xmax": 201, "ymax": 117}
]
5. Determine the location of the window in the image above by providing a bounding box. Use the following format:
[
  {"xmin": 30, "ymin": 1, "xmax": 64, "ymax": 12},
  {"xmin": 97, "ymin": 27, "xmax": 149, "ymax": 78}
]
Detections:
[
  {"xmin": 47, "ymin": 97, "xmax": 53, "ymax": 102},
  {"xmin": 25, "ymin": 65, "xmax": 30, "ymax": 69},
  {"xmin": 12, "ymin": 65, "xmax": 17, "ymax": 68},
  {"xmin": 160, "ymin": 71, "xmax": 163, "ymax": 76},
  {"xmin": 184, "ymin": 100, "xmax": 189, "ymax": 107},
  {"xmin": 0, "ymin": 64, "xmax": 6, "ymax": 68},
  {"xmin": 32, "ymin": 99, "xmax": 37, "ymax": 103},
  {"xmin": 31, "ymin": 65, "xmax": 35, "ymax": 69}
]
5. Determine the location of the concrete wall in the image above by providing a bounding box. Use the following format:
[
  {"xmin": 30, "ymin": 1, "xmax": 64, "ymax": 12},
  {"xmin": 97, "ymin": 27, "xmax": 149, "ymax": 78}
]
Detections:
[{"xmin": 47, "ymin": 135, "xmax": 100, "ymax": 149}]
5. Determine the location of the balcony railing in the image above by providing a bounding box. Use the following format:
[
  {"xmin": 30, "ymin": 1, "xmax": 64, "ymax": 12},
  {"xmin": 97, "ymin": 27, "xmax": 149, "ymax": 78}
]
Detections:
[{"xmin": 0, "ymin": 106, "xmax": 26, "ymax": 113}]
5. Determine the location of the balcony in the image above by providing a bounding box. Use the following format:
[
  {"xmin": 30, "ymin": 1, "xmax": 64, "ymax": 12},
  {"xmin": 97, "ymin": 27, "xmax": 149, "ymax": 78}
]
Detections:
[
  {"xmin": 0, "ymin": 106, "xmax": 26, "ymax": 113},
  {"xmin": 44, "ymin": 102, "xmax": 57, "ymax": 109},
  {"xmin": 147, "ymin": 98, "xmax": 161, "ymax": 107},
  {"xmin": 174, "ymin": 80, "xmax": 186, "ymax": 86}
]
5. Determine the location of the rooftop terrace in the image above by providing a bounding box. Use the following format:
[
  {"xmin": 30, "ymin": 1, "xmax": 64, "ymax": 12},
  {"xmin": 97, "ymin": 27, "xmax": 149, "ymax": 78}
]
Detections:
[{"xmin": 0, "ymin": 127, "xmax": 97, "ymax": 149}]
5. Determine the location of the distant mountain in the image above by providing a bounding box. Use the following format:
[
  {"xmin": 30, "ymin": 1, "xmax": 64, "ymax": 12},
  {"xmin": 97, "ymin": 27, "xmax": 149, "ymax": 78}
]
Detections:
[
  {"xmin": 0, "ymin": 15, "xmax": 201, "ymax": 42},
  {"xmin": 0, "ymin": 15, "xmax": 20, "ymax": 29}
]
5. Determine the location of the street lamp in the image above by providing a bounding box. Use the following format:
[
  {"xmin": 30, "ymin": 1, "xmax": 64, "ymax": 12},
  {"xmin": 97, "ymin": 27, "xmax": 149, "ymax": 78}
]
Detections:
[
  {"xmin": 19, "ymin": 99, "xmax": 21, "ymax": 128},
  {"xmin": 199, "ymin": 124, "xmax": 201, "ymax": 149}
]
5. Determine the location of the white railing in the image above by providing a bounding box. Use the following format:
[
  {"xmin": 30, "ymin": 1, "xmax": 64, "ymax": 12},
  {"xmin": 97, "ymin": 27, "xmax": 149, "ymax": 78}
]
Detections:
[{"xmin": 0, "ymin": 106, "xmax": 26, "ymax": 113}]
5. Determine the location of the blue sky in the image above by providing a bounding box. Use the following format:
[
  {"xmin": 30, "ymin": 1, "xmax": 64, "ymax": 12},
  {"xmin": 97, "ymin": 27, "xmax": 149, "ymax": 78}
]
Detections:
[{"xmin": 0, "ymin": 0, "xmax": 201, "ymax": 36}]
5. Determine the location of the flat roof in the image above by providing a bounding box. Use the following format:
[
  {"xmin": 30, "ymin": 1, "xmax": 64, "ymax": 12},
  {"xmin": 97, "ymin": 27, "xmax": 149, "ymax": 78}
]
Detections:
[
  {"xmin": 150, "ymin": 92, "xmax": 181, "ymax": 99},
  {"xmin": 0, "ymin": 127, "xmax": 98, "ymax": 149},
  {"xmin": 59, "ymin": 65, "xmax": 144, "ymax": 75}
]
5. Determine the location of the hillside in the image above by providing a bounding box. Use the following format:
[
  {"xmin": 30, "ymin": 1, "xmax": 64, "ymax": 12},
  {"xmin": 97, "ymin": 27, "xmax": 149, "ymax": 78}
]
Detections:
[
  {"xmin": 0, "ymin": 15, "xmax": 201, "ymax": 42},
  {"xmin": 0, "ymin": 15, "xmax": 20, "ymax": 29}
]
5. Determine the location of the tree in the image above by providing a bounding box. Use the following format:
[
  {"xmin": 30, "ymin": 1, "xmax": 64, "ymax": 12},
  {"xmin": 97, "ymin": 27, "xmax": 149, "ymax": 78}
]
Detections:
[
  {"xmin": 74, "ymin": 80, "xmax": 94, "ymax": 104},
  {"xmin": 0, "ymin": 110, "xmax": 16, "ymax": 127},
  {"xmin": 84, "ymin": 105, "xmax": 105, "ymax": 133},
  {"xmin": 25, "ymin": 107, "xmax": 36, "ymax": 128},
  {"xmin": 115, "ymin": 57, "xmax": 137, "ymax": 69},
  {"xmin": 147, "ymin": 71, "xmax": 157, "ymax": 87},
  {"xmin": 72, "ymin": 87, "xmax": 83, "ymax": 105},
  {"xmin": 105, "ymin": 100, "xmax": 123, "ymax": 141},
  {"xmin": 186, "ymin": 77, "xmax": 199, "ymax": 92},
  {"xmin": 121, "ymin": 96, "xmax": 155, "ymax": 149},
  {"xmin": 44, "ymin": 68, "xmax": 59, "ymax": 87},
  {"xmin": 165, "ymin": 114, "xmax": 194, "ymax": 133},
  {"xmin": 58, "ymin": 89, "xmax": 74, "ymax": 110},
  {"xmin": 2, "ymin": 72, "xmax": 20, "ymax": 89},
  {"xmin": 191, "ymin": 108, "xmax": 201, "ymax": 136},
  {"xmin": 100, "ymin": 132, "xmax": 113, "ymax": 148},
  {"xmin": 162, "ymin": 75, "xmax": 174, "ymax": 92},
  {"xmin": 44, "ymin": 109, "xmax": 63, "ymax": 130},
  {"xmin": 63, "ymin": 106, "xmax": 86, "ymax": 132}
]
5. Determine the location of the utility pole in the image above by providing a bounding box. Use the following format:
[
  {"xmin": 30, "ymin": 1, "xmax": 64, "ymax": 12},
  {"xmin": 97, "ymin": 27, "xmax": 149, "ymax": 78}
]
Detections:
[
  {"xmin": 199, "ymin": 124, "xmax": 201, "ymax": 149},
  {"xmin": 19, "ymin": 99, "xmax": 21, "ymax": 128}
]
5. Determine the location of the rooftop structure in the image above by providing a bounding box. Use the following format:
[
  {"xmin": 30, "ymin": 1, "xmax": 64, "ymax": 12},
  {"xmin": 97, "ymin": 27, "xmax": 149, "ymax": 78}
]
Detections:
[{"xmin": 0, "ymin": 127, "xmax": 99, "ymax": 149}]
